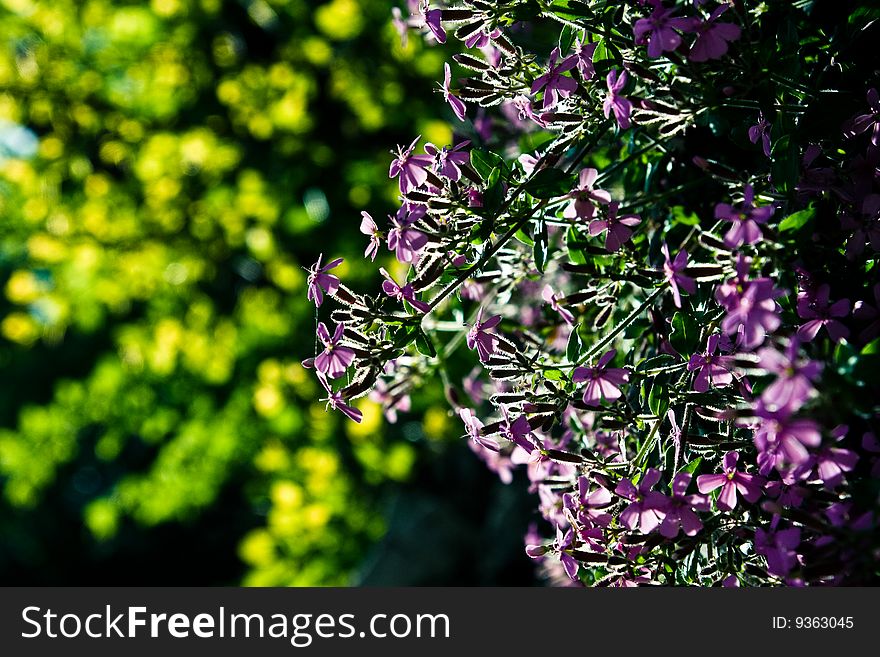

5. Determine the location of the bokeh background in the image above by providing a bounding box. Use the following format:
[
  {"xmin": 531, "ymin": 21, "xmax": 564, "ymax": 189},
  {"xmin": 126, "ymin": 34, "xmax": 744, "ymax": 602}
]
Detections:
[{"xmin": 0, "ymin": 0, "xmax": 535, "ymax": 585}]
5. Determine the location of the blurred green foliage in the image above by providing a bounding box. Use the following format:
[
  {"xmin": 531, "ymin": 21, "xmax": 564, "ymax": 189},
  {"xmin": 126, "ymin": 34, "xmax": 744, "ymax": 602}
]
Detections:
[{"xmin": 0, "ymin": 0, "xmax": 458, "ymax": 585}]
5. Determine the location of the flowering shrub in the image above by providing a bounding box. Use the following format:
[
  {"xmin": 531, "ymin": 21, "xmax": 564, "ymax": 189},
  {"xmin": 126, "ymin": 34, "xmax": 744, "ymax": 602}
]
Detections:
[{"xmin": 307, "ymin": 0, "xmax": 880, "ymax": 585}]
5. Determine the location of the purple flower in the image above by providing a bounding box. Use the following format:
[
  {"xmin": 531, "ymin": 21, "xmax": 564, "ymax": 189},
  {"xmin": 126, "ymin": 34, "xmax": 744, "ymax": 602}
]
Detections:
[
  {"xmin": 842, "ymin": 88, "xmax": 880, "ymax": 145},
  {"xmin": 424, "ymin": 140, "xmax": 470, "ymax": 181},
  {"xmin": 563, "ymin": 168, "xmax": 612, "ymax": 221},
  {"xmin": 467, "ymin": 309, "xmax": 501, "ymax": 363},
  {"xmin": 389, "ymin": 136, "xmax": 433, "ymax": 194},
  {"xmin": 542, "ymin": 285, "xmax": 575, "ymax": 325},
  {"xmin": 815, "ymin": 426, "xmax": 858, "ymax": 489},
  {"xmin": 603, "ymin": 69, "xmax": 633, "ymax": 129},
  {"xmin": 796, "ymin": 283, "xmax": 850, "ymax": 342},
  {"xmin": 659, "ymin": 473, "xmax": 709, "ymax": 538},
  {"xmin": 715, "ymin": 184, "xmax": 774, "ymax": 248},
  {"xmin": 500, "ymin": 410, "xmax": 537, "ymax": 452},
  {"xmin": 662, "ymin": 242, "xmax": 696, "ymax": 308},
  {"xmin": 572, "ymin": 39, "xmax": 597, "ymax": 79},
  {"xmin": 509, "ymin": 94, "xmax": 548, "ymax": 128},
  {"xmin": 589, "ymin": 202, "xmax": 641, "ymax": 252},
  {"xmin": 531, "ymin": 47, "xmax": 578, "ymax": 110},
  {"xmin": 555, "ymin": 524, "xmax": 580, "ymax": 581},
  {"xmin": 757, "ymin": 340, "xmax": 821, "ymax": 412},
  {"xmin": 380, "ymin": 267, "xmax": 430, "ymax": 313},
  {"xmin": 755, "ymin": 526, "xmax": 801, "ymax": 578},
  {"xmin": 853, "ymin": 283, "xmax": 880, "ymax": 343},
  {"xmin": 459, "ymin": 407, "xmax": 500, "ymax": 451},
  {"xmin": 360, "ymin": 211, "xmax": 380, "ymax": 261},
  {"xmin": 688, "ymin": 5, "xmax": 741, "ymax": 62},
  {"xmin": 369, "ymin": 379, "xmax": 411, "ymax": 423},
  {"xmin": 387, "ymin": 204, "xmax": 429, "ymax": 263},
  {"xmin": 464, "ymin": 26, "xmax": 501, "ymax": 49},
  {"xmin": 306, "ymin": 254, "xmax": 342, "ymax": 307},
  {"xmin": 615, "ymin": 468, "xmax": 669, "ymax": 534},
  {"xmin": 564, "ymin": 476, "xmax": 613, "ymax": 528},
  {"xmin": 322, "ymin": 388, "xmax": 363, "ymax": 423},
  {"xmin": 440, "ymin": 63, "xmax": 466, "ymax": 121},
  {"xmin": 842, "ymin": 194, "xmax": 880, "ymax": 259},
  {"xmin": 753, "ymin": 403, "xmax": 822, "ymax": 474},
  {"xmin": 715, "ymin": 257, "xmax": 782, "ymax": 349},
  {"xmin": 687, "ymin": 334, "xmax": 734, "ymax": 392},
  {"xmin": 572, "ymin": 349, "xmax": 630, "ymax": 406},
  {"xmin": 314, "ymin": 322, "xmax": 356, "ymax": 379},
  {"xmin": 416, "ymin": 0, "xmax": 445, "ymax": 44},
  {"xmin": 748, "ymin": 112, "xmax": 772, "ymax": 158},
  {"xmin": 633, "ymin": 4, "xmax": 692, "ymax": 58},
  {"xmin": 697, "ymin": 451, "xmax": 763, "ymax": 511}
]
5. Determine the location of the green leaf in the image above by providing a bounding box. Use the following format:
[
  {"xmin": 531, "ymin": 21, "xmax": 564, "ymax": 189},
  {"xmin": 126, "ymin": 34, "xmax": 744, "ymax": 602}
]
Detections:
[
  {"xmin": 515, "ymin": 226, "xmax": 535, "ymax": 247},
  {"xmin": 862, "ymin": 337, "xmax": 880, "ymax": 355},
  {"xmin": 482, "ymin": 167, "xmax": 504, "ymax": 213},
  {"xmin": 534, "ymin": 219, "xmax": 549, "ymax": 273},
  {"xmin": 471, "ymin": 150, "xmax": 504, "ymax": 181},
  {"xmin": 670, "ymin": 205, "xmax": 700, "ymax": 227},
  {"xmin": 636, "ymin": 354, "xmax": 677, "ymax": 373},
  {"xmin": 414, "ymin": 329, "xmax": 436, "ymax": 358},
  {"xmin": 681, "ymin": 457, "xmax": 702, "ymax": 475},
  {"xmin": 670, "ymin": 311, "xmax": 698, "ymax": 355},
  {"xmin": 778, "ymin": 205, "xmax": 815, "ymax": 233},
  {"xmin": 544, "ymin": 368, "xmax": 563, "ymax": 381},
  {"xmin": 566, "ymin": 324, "xmax": 583, "ymax": 363},
  {"xmin": 648, "ymin": 381, "xmax": 669, "ymax": 418},
  {"xmin": 524, "ymin": 167, "xmax": 574, "ymax": 199},
  {"xmin": 771, "ymin": 135, "xmax": 799, "ymax": 193}
]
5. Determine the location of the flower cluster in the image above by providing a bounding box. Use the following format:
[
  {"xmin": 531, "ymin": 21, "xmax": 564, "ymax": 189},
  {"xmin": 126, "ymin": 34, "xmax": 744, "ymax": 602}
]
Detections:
[{"xmin": 305, "ymin": 1, "xmax": 880, "ymax": 586}]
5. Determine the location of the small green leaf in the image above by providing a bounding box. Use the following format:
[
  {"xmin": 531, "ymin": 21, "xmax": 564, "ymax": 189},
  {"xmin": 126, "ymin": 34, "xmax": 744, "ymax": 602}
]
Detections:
[
  {"xmin": 471, "ymin": 150, "xmax": 504, "ymax": 180},
  {"xmin": 648, "ymin": 381, "xmax": 669, "ymax": 417},
  {"xmin": 534, "ymin": 219, "xmax": 549, "ymax": 273},
  {"xmin": 482, "ymin": 167, "xmax": 504, "ymax": 213},
  {"xmin": 670, "ymin": 311, "xmax": 699, "ymax": 355},
  {"xmin": 566, "ymin": 324, "xmax": 583, "ymax": 363},
  {"xmin": 515, "ymin": 226, "xmax": 535, "ymax": 247},
  {"xmin": 778, "ymin": 205, "xmax": 815, "ymax": 233},
  {"xmin": 414, "ymin": 329, "xmax": 436, "ymax": 358},
  {"xmin": 544, "ymin": 369, "xmax": 563, "ymax": 381},
  {"xmin": 681, "ymin": 457, "xmax": 702, "ymax": 475}
]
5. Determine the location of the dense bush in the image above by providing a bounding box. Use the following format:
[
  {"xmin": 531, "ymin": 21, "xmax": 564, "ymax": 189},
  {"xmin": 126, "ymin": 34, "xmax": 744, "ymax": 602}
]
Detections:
[
  {"xmin": 313, "ymin": 1, "xmax": 880, "ymax": 585},
  {"xmin": 0, "ymin": 0, "xmax": 465, "ymax": 585}
]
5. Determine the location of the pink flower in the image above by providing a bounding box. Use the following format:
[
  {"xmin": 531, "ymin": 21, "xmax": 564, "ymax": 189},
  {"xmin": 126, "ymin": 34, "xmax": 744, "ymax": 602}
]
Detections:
[
  {"xmin": 715, "ymin": 184, "xmax": 774, "ymax": 248},
  {"xmin": 314, "ymin": 322, "xmax": 355, "ymax": 379},
  {"xmin": 796, "ymin": 283, "xmax": 850, "ymax": 342},
  {"xmin": 615, "ymin": 468, "xmax": 669, "ymax": 533},
  {"xmin": 572, "ymin": 349, "xmax": 630, "ymax": 406},
  {"xmin": 662, "ymin": 243, "xmax": 696, "ymax": 308},
  {"xmin": 589, "ymin": 202, "xmax": 641, "ymax": 252},
  {"xmin": 697, "ymin": 451, "xmax": 763, "ymax": 511},
  {"xmin": 531, "ymin": 47, "xmax": 578, "ymax": 110},
  {"xmin": 360, "ymin": 212, "xmax": 380, "ymax": 261},
  {"xmin": 459, "ymin": 407, "xmax": 499, "ymax": 451},
  {"xmin": 542, "ymin": 285, "xmax": 575, "ymax": 325},
  {"xmin": 380, "ymin": 267, "xmax": 430, "ymax": 313},
  {"xmin": 387, "ymin": 203, "xmax": 429, "ymax": 263},
  {"xmin": 633, "ymin": 4, "xmax": 693, "ymax": 58},
  {"xmin": 441, "ymin": 63, "xmax": 466, "ymax": 121},
  {"xmin": 389, "ymin": 136, "xmax": 433, "ymax": 194},
  {"xmin": 659, "ymin": 473, "xmax": 709, "ymax": 538},
  {"xmin": 467, "ymin": 309, "xmax": 502, "ymax": 363},
  {"xmin": 687, "ymin": 334, "xmax": 734, "ymax": 392},
  {"xmin": 842, "ymin": 87, "xmax": 880, "ymax": 145},
  {"xmin": 688, "ymin": 6, "xmax": 741, "ymax": 62},
  {"xmin": 564, "ymin": 168, "xmax": 612, "ymax": 221},
  {"xmin": 603, "ymin": 69, "xmax": 633, "ymax": 129},
  {"xmin": 306, "ymin": 254, "xmax": 342, "ymax": 307}
]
